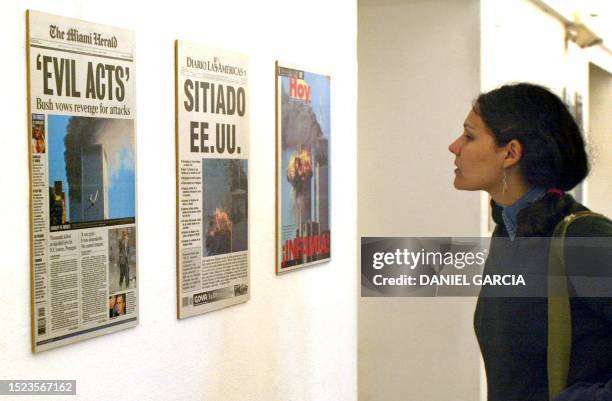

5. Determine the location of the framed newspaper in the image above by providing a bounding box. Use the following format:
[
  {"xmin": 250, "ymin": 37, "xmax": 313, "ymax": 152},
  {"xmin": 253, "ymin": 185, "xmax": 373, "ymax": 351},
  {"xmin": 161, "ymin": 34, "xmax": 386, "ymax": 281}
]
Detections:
[
  {"xmin": 26, "ymin": 10, "xmax": 138, "ymax": 352},
  {"xmin": 175, "ymin": 40, "xmax": 250, "ymax": 318},
  {"xmin": 275, "ymin": 62, "xmax": 331, "ymax": 274}
]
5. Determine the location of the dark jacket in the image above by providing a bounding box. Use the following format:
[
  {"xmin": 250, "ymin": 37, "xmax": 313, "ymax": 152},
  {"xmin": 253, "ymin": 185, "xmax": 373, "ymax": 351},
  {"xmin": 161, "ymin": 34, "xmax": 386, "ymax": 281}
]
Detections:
[{"xmin": 475, "ymin": 193, "xmax": 612, "ymax": 401}]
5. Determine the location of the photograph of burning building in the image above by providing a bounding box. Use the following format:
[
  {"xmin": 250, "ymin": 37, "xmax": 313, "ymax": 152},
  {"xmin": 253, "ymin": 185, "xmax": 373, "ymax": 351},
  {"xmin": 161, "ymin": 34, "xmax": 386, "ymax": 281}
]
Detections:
[
  {"xmin": 47, "ymin": 115, "xmax": 135, "ymax": 230},
  {"xmin": 202, "ymin": 159, "xmax": 248, "ymax": 257},
  {"xmin": 276, "ymin": 65, "xmax": 331, "ymax": 273}
]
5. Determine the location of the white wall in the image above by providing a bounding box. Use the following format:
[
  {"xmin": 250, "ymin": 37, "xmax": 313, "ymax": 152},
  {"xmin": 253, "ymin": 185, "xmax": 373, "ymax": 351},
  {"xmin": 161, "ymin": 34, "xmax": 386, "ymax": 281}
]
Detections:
[
  {"xmin": 480, "ymin": 0, "xmax": 567, "ymax": 93},
  {"xmin": 588, "ymin": 63, "xmax": 612, "ymax": 218},
  {"xmin": 358, "ymin": 1, "xmax": 482, "ymax": 400},
  {"xmin": 480, "ymin": 0, "xmax": 611, "ymax": 210},
  {"xmin": 0, "ymin": 1, "xmax": 357, "ymax": 400}
]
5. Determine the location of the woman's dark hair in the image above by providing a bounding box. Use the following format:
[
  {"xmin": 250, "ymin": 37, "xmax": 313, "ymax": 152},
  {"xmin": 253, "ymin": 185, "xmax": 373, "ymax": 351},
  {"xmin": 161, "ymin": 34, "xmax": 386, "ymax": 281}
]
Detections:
[{"xmin": 476, "ymin": 83, "xmax": 589, "ymax": 191}]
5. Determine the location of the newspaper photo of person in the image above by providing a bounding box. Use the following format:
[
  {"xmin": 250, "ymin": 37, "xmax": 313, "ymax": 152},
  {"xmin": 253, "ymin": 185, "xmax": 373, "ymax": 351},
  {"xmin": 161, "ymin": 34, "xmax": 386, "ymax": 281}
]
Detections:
[
  {"xmin": 108, "ymin": 295, "xmax": 118, "ymax": 319},
  {"xmin": 114, "ymin": 293, "xmax": 126, "ymax": 316},
  {"xmin": 108, "ymin": 293, "xmax": 127, "ymax": 319},
  {"xmin": 108, "ymin": 227, "xmax": 136, "ymax": 293},
  {"xmin": 31, "ymin": 114, "xmax": 45, "ymax": 154}
]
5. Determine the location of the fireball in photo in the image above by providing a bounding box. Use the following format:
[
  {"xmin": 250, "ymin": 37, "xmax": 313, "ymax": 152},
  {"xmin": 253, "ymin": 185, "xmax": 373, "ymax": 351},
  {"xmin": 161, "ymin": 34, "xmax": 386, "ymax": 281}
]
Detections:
[
  {"xmin": 205, "ymin": 207, "xmax": 233, "ymax": 255},
  {"xmin": 286, "ymin": 149, "xmax": 313, "ymax": 194},
  {"xmin": 286, "ymin": 148, "xmax": 314, "ymax": 234},
  {"xmin": 209, "ymin": 207, "xmax": 232, "ymax": 235}
]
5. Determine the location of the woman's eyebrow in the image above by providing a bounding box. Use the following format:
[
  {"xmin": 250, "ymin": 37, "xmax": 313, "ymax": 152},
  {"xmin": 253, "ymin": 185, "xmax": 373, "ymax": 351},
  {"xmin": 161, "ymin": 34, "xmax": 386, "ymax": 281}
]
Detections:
[{"xmin": 463, "ymin": 123, "xmax": 476, "ymax": 131}]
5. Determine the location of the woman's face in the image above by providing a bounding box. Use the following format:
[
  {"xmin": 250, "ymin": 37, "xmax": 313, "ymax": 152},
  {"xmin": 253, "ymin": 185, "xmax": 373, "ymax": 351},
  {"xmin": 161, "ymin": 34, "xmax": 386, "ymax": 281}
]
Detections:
[{"xmin": 448, "ymin": 108, "xmax": 506, "ymax": 192}]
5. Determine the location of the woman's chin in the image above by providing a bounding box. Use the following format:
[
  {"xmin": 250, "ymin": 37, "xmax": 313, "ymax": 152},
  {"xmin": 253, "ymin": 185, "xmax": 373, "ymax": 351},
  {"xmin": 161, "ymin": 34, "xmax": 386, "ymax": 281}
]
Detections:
[{"xmin": 453, "ymin": 178, "xmax": 478, "ymax": 191}]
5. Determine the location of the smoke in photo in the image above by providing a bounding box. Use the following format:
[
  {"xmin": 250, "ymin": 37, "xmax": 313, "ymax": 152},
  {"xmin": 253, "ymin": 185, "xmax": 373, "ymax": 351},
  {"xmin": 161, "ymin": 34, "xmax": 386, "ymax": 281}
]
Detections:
[
  {"xmin": 55, "ymin": 116, "xmax": 135, "ymax": 223},
  {"xmin": 202, "ymin": 159, "xmax": 248, "ymax": 257},
  {"xmin": 64, "ymin": 117, "xmax": 134, "ymax": 205},
  {"xmin": 281, "ymin": 90, "xmax": 325, "ymax": 150}
]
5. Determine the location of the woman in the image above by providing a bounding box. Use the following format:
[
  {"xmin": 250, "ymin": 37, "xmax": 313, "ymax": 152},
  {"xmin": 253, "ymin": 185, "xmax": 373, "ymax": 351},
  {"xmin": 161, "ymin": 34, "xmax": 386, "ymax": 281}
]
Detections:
[{"xmin": 449, "ymin": 83, "xmax": 612, "ymax": 401}]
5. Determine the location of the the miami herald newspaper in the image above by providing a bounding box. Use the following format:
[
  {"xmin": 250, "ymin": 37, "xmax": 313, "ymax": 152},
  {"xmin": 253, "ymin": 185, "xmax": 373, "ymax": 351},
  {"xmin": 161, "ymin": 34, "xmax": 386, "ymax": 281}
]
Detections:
[{"xmin": 27, "ymin": 10, "xmax": 138, "ymax": 352}]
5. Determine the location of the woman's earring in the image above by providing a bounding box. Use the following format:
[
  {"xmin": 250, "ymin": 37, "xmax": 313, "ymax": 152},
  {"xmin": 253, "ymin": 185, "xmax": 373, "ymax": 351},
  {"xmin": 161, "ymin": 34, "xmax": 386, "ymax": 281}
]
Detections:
[{"xmin": 502, "ymin": 170, "xmax": 508, "ymax": 195}]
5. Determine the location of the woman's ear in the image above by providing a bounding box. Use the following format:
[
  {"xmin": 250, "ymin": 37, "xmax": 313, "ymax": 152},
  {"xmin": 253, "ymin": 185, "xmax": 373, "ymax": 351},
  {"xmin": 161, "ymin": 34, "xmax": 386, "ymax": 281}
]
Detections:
[{"xmin": 502, "ymin": 139, "xmax": 523, "ymax": 168}]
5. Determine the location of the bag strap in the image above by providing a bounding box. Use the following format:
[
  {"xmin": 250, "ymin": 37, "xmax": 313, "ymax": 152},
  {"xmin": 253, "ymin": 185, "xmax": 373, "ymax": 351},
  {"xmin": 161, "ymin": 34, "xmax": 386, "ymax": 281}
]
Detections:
[{"xmin": 548, "ymin": 211, "xmax": 604, "ymax": 400}]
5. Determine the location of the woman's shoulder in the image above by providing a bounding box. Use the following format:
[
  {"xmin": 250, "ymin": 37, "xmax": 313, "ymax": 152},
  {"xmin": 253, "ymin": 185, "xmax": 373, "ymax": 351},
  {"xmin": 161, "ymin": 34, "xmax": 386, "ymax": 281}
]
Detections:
[
  {"xmin": 515, "ymin": 193, "xmax": 611, "ymax": 237},
  {"xmin": 565, "ymin": 211, "xmax": 612, "ymax": 237},
  {"xmin": 515, "ymin": 193, "xmax": 576, "ymax": 236}
]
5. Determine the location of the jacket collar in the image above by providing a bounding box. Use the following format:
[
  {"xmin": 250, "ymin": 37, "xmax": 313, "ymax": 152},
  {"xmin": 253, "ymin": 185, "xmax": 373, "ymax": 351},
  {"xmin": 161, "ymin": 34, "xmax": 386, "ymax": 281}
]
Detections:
[
  {"xmin": 497, "ymin": 188, "xmax": 546, "ymax": 240},
  {"xmin": 491, "ymin": 192, "xmax": 581, "ymax": 237}
]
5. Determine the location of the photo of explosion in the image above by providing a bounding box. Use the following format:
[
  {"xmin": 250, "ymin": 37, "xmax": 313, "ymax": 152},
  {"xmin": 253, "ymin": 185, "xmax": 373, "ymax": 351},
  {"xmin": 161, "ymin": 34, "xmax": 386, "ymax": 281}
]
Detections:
[
  {"xmin": 202, "ymin": 159, "xmax": 248, "ymax": 257},
  {"xmin": 287, "ymin": 149, "xmax": 313, "ymax": 192},
  {"xmin": 286, "ymin": 147, "xmax": 314, "ymax": 233},
  {"xmin": 205, "ymin": 207, "xmax": 233, "ymax": 255}
]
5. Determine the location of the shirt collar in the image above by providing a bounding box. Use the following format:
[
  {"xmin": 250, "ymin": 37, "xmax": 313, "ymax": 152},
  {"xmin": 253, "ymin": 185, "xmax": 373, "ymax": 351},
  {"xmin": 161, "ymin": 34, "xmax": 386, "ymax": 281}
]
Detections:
[{"xmin": 500, "ymin": 187, "xmax": 546, "ymax": 240}]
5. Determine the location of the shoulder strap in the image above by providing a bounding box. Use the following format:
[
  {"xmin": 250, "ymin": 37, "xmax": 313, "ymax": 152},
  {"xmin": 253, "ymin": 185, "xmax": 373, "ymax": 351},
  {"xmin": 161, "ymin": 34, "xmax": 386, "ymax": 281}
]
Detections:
[{"xmin": 548, "ymin": 211, "xmax": 604, "ymax": 400}]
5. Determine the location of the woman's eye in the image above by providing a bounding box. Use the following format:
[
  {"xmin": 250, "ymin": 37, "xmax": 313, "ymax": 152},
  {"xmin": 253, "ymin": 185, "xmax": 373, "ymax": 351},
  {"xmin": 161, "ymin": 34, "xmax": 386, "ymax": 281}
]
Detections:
[{"xmin": 464, "ymin": 133, "xmax": 473, "ymax": 140}]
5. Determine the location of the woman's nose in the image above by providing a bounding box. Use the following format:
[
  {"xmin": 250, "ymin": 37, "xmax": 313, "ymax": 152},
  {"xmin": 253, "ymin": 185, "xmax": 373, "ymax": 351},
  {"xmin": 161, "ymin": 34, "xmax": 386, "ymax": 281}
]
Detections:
[{"xmin": 448, "ymin": 137, "xmax": 460, "ymax": 155}]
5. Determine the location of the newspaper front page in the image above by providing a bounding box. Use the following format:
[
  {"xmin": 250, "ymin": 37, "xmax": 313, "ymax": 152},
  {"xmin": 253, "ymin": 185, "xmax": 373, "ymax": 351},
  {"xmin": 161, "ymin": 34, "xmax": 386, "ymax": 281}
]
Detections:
[
  {"xmin": 27, "ymin": 10, "xmax": 138, "ymax": 352},
  {"xmin": 175, "ymin": 41, "xmax": 250, "ymax": 319},
  {"xmin": 275, "ymin": 62, "xmax": 331, "ymax": 274}
]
